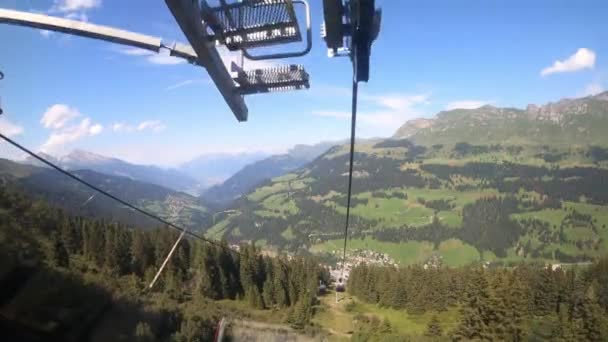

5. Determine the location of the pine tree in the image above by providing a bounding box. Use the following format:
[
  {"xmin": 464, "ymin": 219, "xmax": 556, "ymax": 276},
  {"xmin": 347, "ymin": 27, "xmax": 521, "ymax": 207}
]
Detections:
[
  {"xmin": 262, "ymin": 276, "xmax": 275, "ymax": 308},
  {"xmin": 197, "ymin": 245, "xmax": 220, "ymax": 299},
  {"xmin": 49, "ymin": 232, "xmax": 70, "ymax": 268},
  {"xmin": 246, "ymin": 284, "xmax": 264, "ymax": 309},
  {"xmin": 60, "ymin": 216, "xmax": 77, "ymax": 254},
  {"xmin": 288, "ymin": 293, "xmax": 313, "ymax": 329},
  {"xmin": 104, "ymin": 226, "xmax": 119, "ymax": 274},
  {"xmin": 115, "ymin": 227, "xmax": 132, "ymax": 275},
  {"xmin": 533, "ymin": 267, "xmax": 558, "ymax": 316},
  {"xmin": 425, "ymin": 315, "xmax": 443, "ymax": 337},
  {"xmin": 452, "ymin": 268, "xmax": 493, "ymax": 341},
  {"xmin": 131, "ymin": 230, "xmax": 153, "ymax": 276},
  {"xmin": 134, "ymin": 321, "xmax": 154, "ymax": 342},
  {"xmin": 579, "ymin": 285, "xmax": 603, "ymax": 342},
  {"xmin": 273, "ymin": 259, "xmax": 289, "ymax": 307}
]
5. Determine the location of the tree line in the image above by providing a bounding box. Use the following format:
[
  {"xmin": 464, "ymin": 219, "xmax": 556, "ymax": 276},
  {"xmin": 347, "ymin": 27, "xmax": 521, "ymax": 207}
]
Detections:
[{"xmin": 348, "ymin": 259, "xmax": 608, "ymax": 341}]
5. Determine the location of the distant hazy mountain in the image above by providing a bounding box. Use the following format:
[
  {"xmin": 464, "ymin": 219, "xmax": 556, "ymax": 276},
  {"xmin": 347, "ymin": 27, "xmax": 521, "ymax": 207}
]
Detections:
[
  {"xmin": 178, "ymin": 152, "xmax": 269, "ymax": 187},
  {"xmin": 394, "ymin": 91, "xmax": 608, "ymax": 146},
  {"xmin": 24, "ymin": 149, "xmax": 201, "ymax": 194},
  {"xmin": 0, "ymin": 158, "xmax": 211, "ymax": 231},
  {"xmin": 202, "ymin": 141, "xmax": 338, "ymax": 205}
]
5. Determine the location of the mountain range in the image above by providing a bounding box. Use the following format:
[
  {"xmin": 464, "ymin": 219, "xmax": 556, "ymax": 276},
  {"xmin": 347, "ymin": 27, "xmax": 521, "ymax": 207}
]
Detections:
[
  {"xmin": 0, "ymin": 158, "xmax": 211, "ymax": 230},
  {"xmin": 202, "ymin": 141, "xmax": 338, "ymax": 205},
  {"xmin": 178, "ymin": 152, "xmax": 269, "ymax": 187},
  {"xmin": 24, "ymin": 149, "xmax": 202, "ymax": 195}
]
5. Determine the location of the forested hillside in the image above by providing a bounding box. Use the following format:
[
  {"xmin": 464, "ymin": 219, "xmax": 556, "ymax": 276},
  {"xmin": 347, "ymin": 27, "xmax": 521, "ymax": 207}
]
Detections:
[{"xmin": 0, "ymin": 185, "xmax": 327, "ymax": 341}]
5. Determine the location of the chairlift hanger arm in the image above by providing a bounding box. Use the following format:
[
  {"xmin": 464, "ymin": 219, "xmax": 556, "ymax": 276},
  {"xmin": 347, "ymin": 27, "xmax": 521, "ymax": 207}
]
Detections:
[{"xmin": 0, "ymin": 8, "xmax": 198, "ymax": 64}]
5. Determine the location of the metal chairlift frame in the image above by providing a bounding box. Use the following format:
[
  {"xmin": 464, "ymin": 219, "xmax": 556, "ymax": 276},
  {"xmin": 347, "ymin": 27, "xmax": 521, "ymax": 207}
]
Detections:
[{"xmin": 0, "ymin": 1, "xmax": 313, "ymax": 122}]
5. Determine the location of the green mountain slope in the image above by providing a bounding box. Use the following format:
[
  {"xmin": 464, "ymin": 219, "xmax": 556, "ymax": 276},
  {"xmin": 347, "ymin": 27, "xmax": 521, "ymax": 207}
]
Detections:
[
  {"xmin": 0, "ymin": 158, "xmax": 211, "ymax": 231},
  {"xmin": 395, "ymin": 92, "xmax": 608, "ymax": 146},
  {"xmin": 210, "ymin": 93, "xmax": 608, "ymax": 266}
]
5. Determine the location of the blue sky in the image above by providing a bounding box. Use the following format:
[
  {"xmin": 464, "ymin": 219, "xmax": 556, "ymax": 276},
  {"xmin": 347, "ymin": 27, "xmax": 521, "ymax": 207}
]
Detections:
[{"xmin": 0, "ymin": 0, "xmax": 606, "ymax": 166}]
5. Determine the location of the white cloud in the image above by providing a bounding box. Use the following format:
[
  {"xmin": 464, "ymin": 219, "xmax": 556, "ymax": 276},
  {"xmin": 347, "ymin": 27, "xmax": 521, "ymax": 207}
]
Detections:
[
  {"xmin": 40, "ymin": 104, "xmax": 80, "ymax": 129},
  {"xmin": 40, "ymin": 118, "xmax": 102, "ymax": 153},
  {"xmin": 444, "ymin": 100, "xmax": 491, "ymax": 110},
  {"xmin": 312, "ymin": 93, "xmax": 430, "ymax": 129},
  {"xmin": 112, "ymin": 120, "xmax": 165, "ymax": 133},
  {"xmin": 51, "ymin": 0, "xmax": 101, "ymax": 13},
  {"xmin": 89, "ymin": 123, "xmax": 103, "ymax": 135},
  {"xmin": 0, "ymin": 117, "xmax": 24, "ymax": 137},
  {"xmin": 117, "ymin": 47, "xmax": 185, "ymax": 65},
  {"xmin": 581, "ymin": 82, "xmax": 604, "ymax": 96},
  {"xmin": 112, "ymin": 123, "xmax": 127, "ymax": 132},
  {"xmin": 137, "ymin": 120, "xmax": 165, "ymax": 132},
  {"xmin": 541, "ymin": 48, "xmax": 596, "ymax": 76}
]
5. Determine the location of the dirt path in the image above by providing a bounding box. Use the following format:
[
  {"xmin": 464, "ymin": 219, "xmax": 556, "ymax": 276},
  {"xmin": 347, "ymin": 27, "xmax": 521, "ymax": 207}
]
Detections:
[{"xmin": 314, "ymin": 292, "xmax": 356, "ymax": 340}]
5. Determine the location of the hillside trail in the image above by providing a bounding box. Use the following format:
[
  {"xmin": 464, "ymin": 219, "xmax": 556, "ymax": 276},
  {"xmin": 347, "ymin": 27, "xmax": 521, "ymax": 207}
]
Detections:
[{"xmin": 315, "ymin": 291, "xmax": 355, "ymax": 340}]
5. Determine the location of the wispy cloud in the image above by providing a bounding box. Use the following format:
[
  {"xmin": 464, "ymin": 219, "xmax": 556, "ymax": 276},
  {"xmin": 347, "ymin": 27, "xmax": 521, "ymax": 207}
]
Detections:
[
  {"xmin": 444, "ymin": 100, "xmax": 491, "ymax": 110},
  {"xmin": 0, "ymin": 117, "xmax": 24, "ymax": 137},
  {"xmin": 137, "ymin": 120, "xmax": 165, "ymax": 132},
  {"xmin": 112, "ymin": 120, "xmax": 166, "ymax": 133},
  {"xmin": 166, "ymin": 79, "xmax": 209, "ymax": 91},
  {"xmin": 541, "ymin": 48, "xmax": 596, "ymax": 76}
]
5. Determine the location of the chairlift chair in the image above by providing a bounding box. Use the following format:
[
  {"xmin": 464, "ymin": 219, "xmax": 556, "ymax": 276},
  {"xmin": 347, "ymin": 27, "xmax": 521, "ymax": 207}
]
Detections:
[
  {"xmin": 336, "ymin": 277, "xmax": 345, "ymax": 292},
  {"xmin": 200, "ymin": 0, "xmax": 312, "ymax": 96}
]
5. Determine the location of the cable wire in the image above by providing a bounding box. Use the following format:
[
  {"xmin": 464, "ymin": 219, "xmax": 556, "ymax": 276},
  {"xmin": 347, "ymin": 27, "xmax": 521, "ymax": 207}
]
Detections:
[
  {"xmin": 340, "ymin": 78, "xmax": 358, "ymax": 279},
  {"xmin": 0, "ymin": 132, "xmax": 245, "ymax": 258}
]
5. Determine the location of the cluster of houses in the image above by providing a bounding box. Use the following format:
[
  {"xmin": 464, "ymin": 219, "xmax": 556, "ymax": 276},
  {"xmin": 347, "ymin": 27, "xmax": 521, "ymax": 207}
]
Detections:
[{"xmin": 327, "ymin": 249, "xmax": 398, "ymax": 283}]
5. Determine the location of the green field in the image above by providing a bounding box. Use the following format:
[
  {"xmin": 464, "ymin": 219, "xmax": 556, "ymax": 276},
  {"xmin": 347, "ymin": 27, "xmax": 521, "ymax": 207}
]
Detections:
[
  {"xmin": 437, "ymin": 239, "xmax": 480, "ymax": 267},
  {"xmin": 310, "ymin": 237, "xmax": 435, "ymax": 265}
]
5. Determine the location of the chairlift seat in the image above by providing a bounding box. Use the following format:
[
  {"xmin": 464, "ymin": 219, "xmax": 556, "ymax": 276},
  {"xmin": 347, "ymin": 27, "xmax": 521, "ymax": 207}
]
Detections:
[
  {"xmin": 203, "ymin": 0, "xmax": 302, "ymax": 51},
  {"xmin": 232, "ymin": 63, "xmax": 309, "ymax": 95}
]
